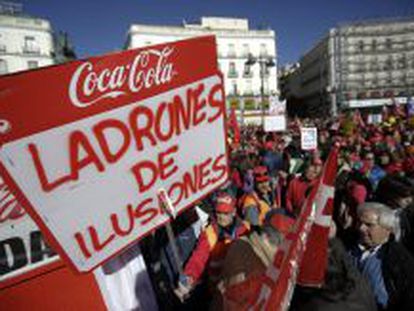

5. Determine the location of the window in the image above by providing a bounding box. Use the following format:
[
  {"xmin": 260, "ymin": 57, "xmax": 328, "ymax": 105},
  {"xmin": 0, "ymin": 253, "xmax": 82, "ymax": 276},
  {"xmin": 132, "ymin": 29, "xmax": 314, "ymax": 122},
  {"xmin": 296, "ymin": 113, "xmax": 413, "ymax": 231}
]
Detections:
[
  {"xmin": 243, "ymin": 63, "xmax": 252, "ymax": 77},
  {"xmin": 398, "ymin": 55, "xmax": 406, "ymax": 69},
  {"xmin": 217, "ymin": 45, "xmax": 222, "ymax": 57},
  {"xmin": 384, "ymin": 57, "xmax": 393, "ymax": 70},
  {"xmin": 358, "ymin": 40, "xmax": 364, "ymax": 52},
  {"xmin": 0, "ymin": 59, "xmax": 7, "ymax": 74},
  {"xmin": 244, "ymin": 79, "xmax": 253, "ymax": 95},
  {"xmin": 386, "ymin": 74, "xmax": 392, "ymax": 85},
  {"xmin": 358, "ymin": 62, "xmax": 366, "ymax": 72},
  {"xmin": 263, "ymin": 65, "xmax": 271, "ymax": 76},
  {"xmin": 228, "ymin": 62, "xmax": 238, "ymax": 78},
  {"xmin": 372, "ymin": 76, "xmax": 378, "ymax": 87},
  {"xmin": 27, "ymin": 60, "xmax": 38, "ymax": 69},
  {"xmin": 228, "ymin": 44, "xmax": 235, "ymax": 57},
  {"xmin": 231, "ymin": 80, "xmax": 238, "ymax": 95},
  {"xmin": 0, "ymin": 34, "xmax": 5, "ymax": 52},
  {"xmin": 24, "ymin": 36, "xmax": 39, "ymax": 53},
  {"xmin": 385, "ymin": 38, "xmax": 392, "ymax": 50},
  {"xmin": 371, "ymin": 39, "xmax": 377, "ymax": 51},
  {"xmin": 370, "ymin": 58, "xmax": 378, "ymax": 71},
  {"xmin": 260, "ymin": 44, "xmax": 268, "ymax": 57},
  {"xmin": 242, "ymin": 44, "xmax": 250, "ymax": 57}
]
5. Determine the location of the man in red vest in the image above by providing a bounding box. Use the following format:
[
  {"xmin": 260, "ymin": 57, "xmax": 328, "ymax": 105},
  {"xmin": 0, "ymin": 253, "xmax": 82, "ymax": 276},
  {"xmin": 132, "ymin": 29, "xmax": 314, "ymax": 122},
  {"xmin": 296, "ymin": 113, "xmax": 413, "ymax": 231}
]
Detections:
[{"xmin": 174, "ymin": 193, "xmax": 250, "ymax": 302}]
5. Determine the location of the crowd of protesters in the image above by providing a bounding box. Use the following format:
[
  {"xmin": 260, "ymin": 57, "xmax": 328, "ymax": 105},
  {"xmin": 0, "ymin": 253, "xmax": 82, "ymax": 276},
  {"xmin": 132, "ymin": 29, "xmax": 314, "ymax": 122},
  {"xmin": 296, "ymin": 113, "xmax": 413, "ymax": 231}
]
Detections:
[{"xmin": 142, "ymin": 104, "xmax": 414, "ymax": 311}]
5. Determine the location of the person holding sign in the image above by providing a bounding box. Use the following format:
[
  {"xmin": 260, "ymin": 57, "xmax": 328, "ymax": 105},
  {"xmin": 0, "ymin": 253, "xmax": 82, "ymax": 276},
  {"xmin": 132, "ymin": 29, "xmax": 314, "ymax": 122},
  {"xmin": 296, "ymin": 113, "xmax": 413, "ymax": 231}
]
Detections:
[{"xmin": 174, "ymin": 193, "xmax": 249, "ymax": 302}]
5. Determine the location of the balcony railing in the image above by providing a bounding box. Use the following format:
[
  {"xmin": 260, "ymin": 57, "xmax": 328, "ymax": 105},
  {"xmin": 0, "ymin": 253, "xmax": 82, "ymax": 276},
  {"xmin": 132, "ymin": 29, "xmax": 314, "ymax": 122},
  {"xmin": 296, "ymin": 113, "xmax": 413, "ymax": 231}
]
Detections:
[{"xmin": 228, "ymin": 71, "xmax": 239, "ymax": 78}]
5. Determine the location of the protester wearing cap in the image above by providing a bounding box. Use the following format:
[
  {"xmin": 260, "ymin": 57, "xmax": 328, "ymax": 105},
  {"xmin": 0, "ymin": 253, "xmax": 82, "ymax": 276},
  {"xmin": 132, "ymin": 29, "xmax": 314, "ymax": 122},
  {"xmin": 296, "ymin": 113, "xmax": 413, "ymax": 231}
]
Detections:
[
  {"xmin": 240, "ymin": 166, "xmax": 277, "ymax": 227},
  {"xmin": 175, "ymin": 193, "xmax": 249, "ymax": 302},
  {"xmin": 262, "ymin": 138, "xmax": 284, "ymax": 179},
  {"xmin": 214, "ymin": 210, "xmax": 295, "ymax": 310}
]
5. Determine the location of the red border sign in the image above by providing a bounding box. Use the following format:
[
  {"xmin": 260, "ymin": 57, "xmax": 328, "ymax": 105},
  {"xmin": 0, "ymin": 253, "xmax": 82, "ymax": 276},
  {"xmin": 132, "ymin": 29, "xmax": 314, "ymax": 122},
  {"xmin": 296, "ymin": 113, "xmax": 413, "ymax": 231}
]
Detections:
[{"xmin": 0, "ymin": 36, "xmax": 229, "ymax": 273}]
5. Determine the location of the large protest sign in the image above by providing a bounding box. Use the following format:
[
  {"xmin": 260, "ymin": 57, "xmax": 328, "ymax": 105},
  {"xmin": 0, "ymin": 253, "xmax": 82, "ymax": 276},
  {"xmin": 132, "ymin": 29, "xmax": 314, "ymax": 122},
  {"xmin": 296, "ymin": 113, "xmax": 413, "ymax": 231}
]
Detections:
[{"xmin": 0, "ymin": 36, "xmax": 229, "ymax": 272}]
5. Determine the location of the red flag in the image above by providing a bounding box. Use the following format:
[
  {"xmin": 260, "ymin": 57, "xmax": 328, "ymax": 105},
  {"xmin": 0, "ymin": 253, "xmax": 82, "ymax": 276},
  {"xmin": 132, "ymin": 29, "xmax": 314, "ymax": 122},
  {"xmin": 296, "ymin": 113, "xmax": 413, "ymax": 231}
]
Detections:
[
  {"xmin": 228, "ymin": 107, "xmax": 240, "ymax": 145},
  {"xmin": 297, "ymin": 147, "xmax": 338, "ymax": 286}
]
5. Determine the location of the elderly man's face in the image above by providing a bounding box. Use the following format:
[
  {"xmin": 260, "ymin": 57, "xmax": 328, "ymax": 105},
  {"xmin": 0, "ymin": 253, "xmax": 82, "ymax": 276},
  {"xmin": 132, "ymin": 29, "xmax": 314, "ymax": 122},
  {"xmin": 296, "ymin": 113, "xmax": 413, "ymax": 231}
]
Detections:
[{"xmin": 358, "ymin": 210, "xmax": 391, "ymax": 249}]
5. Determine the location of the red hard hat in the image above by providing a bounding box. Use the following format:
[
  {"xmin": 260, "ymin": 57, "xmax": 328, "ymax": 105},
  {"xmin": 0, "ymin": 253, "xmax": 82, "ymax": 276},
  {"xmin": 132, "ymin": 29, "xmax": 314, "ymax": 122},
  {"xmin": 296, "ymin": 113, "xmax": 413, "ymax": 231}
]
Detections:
[
  {"xmin": 215, "ymin": 193, "xmax": 236, "ymax": 213},
  {"xmin": 254, "ymin": 166, "xmax": 269, "ymax": 183}
]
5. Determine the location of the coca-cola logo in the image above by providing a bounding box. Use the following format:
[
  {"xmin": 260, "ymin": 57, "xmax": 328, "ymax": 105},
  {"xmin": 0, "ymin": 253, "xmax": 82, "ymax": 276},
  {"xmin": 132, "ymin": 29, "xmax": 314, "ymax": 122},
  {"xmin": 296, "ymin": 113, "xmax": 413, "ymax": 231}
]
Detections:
[{"xmin": 69, "ymin": 46, "xmax": 176, "ymax": 108}]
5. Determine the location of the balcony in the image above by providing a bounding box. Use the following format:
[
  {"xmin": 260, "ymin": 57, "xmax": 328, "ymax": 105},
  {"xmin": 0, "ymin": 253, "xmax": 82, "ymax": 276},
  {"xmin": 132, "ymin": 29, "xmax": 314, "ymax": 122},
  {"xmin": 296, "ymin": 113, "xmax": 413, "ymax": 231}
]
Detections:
[{"xmin": 228, "ymin": 71, "xmax": 239, "ymax": 78}]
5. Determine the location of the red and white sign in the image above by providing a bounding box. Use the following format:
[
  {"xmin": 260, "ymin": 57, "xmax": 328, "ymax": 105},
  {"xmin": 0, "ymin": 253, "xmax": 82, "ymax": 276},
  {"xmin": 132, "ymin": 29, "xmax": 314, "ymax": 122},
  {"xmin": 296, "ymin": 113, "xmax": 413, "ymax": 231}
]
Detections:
[{"xmin": 0, "ymin": 36, "xmax": 229, "ymax": 272}]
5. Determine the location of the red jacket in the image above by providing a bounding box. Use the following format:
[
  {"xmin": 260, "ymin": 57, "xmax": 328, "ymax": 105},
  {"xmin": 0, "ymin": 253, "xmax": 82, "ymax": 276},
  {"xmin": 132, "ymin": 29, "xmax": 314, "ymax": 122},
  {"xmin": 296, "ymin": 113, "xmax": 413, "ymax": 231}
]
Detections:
[
  {"xmin": 286, "ymin": 176, "xmax": 317, "ymax": 216},
  {"xmin": 183, "ymin": 219, "xmax": 249, "ymax": 284}
]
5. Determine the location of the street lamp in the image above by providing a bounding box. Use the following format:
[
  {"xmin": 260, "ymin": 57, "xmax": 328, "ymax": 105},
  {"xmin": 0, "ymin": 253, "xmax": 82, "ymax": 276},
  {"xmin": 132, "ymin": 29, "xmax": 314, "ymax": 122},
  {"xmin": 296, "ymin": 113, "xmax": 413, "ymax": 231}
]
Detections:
[{"xmin": 245, "ymin": 53, "xmax": 275, "ymax": 127}]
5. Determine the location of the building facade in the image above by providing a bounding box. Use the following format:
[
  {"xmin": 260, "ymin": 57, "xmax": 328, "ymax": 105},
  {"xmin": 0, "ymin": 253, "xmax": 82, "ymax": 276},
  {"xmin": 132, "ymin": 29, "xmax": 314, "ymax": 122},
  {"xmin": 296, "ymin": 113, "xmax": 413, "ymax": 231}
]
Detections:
[
  {"xmin": 282, "ymin": 17, "xmax": 414, "ymax": 116},
  {"xmin": 0, "ymin": 2, "xmax": 75, "ymax": 75},
  {"xmin": 126, "ymin": 17, "xmax": 278, "ymax": 104}
]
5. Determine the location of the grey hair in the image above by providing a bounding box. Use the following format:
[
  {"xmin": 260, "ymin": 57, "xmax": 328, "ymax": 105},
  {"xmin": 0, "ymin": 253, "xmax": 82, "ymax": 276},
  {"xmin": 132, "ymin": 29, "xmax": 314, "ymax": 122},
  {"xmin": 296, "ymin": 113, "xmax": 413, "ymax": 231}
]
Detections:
[{"xmin": 357, "ymin": 202, "xmax": 399, "ymax": 232}]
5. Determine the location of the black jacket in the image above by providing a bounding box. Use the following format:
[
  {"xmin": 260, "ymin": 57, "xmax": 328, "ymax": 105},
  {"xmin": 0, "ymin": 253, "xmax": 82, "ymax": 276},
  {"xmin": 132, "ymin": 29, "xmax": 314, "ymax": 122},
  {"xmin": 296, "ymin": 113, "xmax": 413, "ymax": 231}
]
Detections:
[{"xmin": 380, "ymin": 240, "xmax": 414, "ymax": 311}]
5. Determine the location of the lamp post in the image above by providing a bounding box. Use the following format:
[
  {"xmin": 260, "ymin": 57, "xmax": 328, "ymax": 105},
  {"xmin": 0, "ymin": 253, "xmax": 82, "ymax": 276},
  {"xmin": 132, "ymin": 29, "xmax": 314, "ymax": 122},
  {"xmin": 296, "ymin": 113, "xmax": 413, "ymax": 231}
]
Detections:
[{"xmin": 245, "ymin": 53, "xmax": 275, "ymax": 127}]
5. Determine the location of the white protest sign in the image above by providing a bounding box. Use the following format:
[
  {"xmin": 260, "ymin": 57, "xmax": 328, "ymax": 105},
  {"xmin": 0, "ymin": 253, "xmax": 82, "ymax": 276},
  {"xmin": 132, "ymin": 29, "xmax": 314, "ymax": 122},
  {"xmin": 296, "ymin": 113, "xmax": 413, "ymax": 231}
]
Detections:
[
  {"xmin": 300, "ymin": 127, "xmax": 318, "ymax": 151},
  {"xmin": 266, "ymin": 96, "xmax": 286, "ymax": 131},
  {"xmin": 367, "ymin": 114, "xmax": 383, "ymax": 124},
  {"xmin": 0, "ymin": 36, "xmax": 226, "ymax": 272},
  {"xmin": 264, "ymin": 115, "xmax": 287, "ymax": 132}
]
